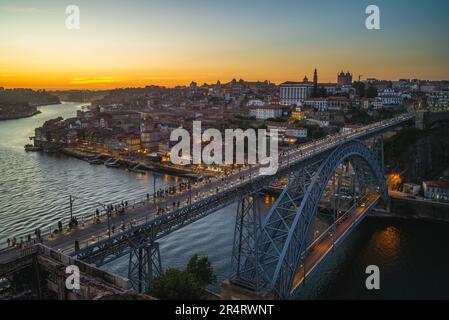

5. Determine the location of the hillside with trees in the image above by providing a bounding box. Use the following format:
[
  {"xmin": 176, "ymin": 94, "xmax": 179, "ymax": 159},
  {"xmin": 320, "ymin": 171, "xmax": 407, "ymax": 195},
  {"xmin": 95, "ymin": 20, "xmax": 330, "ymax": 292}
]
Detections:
[{"xmin": 0, "ymin": 89, "xmax": 60, "ymax": 120}]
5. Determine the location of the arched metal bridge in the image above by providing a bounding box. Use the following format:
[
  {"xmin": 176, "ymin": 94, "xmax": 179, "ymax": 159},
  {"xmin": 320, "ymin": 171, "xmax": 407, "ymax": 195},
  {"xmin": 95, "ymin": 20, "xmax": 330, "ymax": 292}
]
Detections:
[
  {"xmin": 0, "ymin": 113, "xmax": 413, "ymax": 296},
  {"xmin": 229, "ymin": 139, "xmax": 388, "ymax": 299}
]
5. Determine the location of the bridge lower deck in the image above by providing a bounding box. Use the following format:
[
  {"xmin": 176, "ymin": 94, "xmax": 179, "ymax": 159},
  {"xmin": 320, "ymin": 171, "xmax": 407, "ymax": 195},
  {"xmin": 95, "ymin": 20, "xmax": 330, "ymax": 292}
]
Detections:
[{"xmin": 291, "ymin": 194, "xmax": 380, "ymax": 294}]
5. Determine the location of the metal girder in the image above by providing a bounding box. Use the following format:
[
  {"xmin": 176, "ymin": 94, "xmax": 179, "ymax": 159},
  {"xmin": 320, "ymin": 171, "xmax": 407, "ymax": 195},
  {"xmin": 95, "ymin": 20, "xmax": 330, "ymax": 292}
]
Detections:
[
  {"xmin": 72, "ymin": 119, "xmax": 404, "ymax": 268},
  {"xmin": 230, "ymin": 195, "xmax": 261, "ymax": 290},
  {"xmin": 128, "ymin": 241, "xmax": 163, "ymax": 294},
  {"xmin": 73, "ymin": 159, "xmax": 296, "ymax": 265},
  {"xmin": 236, "ymin": 140, "xmax": 387, "ymax": 299}
]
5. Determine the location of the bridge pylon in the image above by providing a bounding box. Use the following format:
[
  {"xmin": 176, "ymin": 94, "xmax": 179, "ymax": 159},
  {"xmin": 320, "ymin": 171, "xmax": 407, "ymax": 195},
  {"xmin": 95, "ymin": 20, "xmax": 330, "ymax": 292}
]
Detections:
[
  {"xmin": 230, "ymin": 195, "xmax": 262, "ymax": 291},
  {"xmin": 225, "ymin": 140, "xmax": 388, "ymax": 299},
  {"xmin": 128, "ymin": 241, "xmax": 163, "ymax": 293},
  {"xmin": 369, "ymin": 136, "xmax": 385, "ymax": 177}
]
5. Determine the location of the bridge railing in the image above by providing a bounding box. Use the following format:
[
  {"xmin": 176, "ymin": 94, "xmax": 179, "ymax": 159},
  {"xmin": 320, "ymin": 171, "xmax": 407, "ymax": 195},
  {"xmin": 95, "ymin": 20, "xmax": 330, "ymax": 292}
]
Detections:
[
  {"xmin": 71, "ymin": 114, "xmax": 414, "ymax": 258},
  {"xmin": 0, "ymin": 114, "xmax": 414, "ymax": 253},
  {"xmin": 0, "ymin": 179, "xmax": 198, "ymax": 251}
]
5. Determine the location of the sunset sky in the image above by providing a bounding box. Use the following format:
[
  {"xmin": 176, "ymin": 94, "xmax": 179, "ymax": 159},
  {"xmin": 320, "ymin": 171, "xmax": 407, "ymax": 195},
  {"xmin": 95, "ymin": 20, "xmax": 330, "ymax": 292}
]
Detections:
[{"xmin": 0, "ymin": 0, "xmax": 448, "ymax": 89}]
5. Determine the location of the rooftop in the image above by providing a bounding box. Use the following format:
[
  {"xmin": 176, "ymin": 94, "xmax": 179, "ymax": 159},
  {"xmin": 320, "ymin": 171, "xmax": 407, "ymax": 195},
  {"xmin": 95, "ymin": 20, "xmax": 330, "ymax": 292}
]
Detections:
[
  {"xmin": 248, "ymin": 104, "xmax": 283, "ymax": 110},
  {"xmin": 423, "ymin": 180, "xmax": 449, "ymax": 189}
]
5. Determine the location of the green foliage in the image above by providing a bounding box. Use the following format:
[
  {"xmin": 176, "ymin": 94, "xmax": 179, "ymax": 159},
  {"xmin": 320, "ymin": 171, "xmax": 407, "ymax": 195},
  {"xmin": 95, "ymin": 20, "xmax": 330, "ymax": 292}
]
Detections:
[
  {"xmin": 187, "ymin": 255, "xmax": 217, "ymax": 286},
  {"xmin": 0, "ymin": 88, "xmax": 60, "ymax": 106},
  {"xmin": 149, "ymin": 255, "xmax": 216, "ymax": 300},
  {"xmin": 352, "ymin": 82, "xmax": 377, "ymax": 98},
  {"xmin": 384, "ymin": 127, "xmax": 427, "ymax": 169},
  {"xmin": 366, "ymin": 86, "xmax": 378, "ymax": 98},
  {"xmin": 234, "ymin": 114, "xmax": 256, "ymax": 121},
  {"xmin": 352, "ymin": 81, "xmax": 365, "ymax": 97},
  {"xmin": 306, "ymin": 126, "xmax": 326, "ymax": 139},
  {"xmin": 378, "ymin": 109, "xmax": 406, "ymax": 120},
  {"xmin": 315, "ymin": 87, "xmax": 329, "ymax": 98},
  {"xmin": 229, "ymin": 115, "xmax": 262, "ymax": 130},
  {"xmin": 265, "ymin": 117, "xmax": 286, "ymax": 122},
  {"xmin": 346, "ymin": 108, "xmax": 406, "ymax": 126},
  {"xmin": 149, "ymin": 268, "xmax": 204, "ymax": 300},
  {"xmin": 347, "ymin": 110, "xmax": 372, "ymax": 125}
]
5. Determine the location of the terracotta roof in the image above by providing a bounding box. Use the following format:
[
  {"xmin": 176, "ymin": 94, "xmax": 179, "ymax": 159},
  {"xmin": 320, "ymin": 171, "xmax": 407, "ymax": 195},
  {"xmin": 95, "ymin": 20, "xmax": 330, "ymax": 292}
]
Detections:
[
  {"xmin": 249, "ymin": 105, "xmax": 283, "ymax": 110},
  {"xmin": 305, "ymin": 98, "xmax": 327, "ymax": 101},
  {"xmin": 424, "ymin": 180, "xmax": 449, "ymax": 189},
  {"xmin": 328, "ymin": 96, "xmax": 349, "ymax": 101},
  {"xmin": 280, "ymin": 82, "xmax": 314, "ymax": 86}
]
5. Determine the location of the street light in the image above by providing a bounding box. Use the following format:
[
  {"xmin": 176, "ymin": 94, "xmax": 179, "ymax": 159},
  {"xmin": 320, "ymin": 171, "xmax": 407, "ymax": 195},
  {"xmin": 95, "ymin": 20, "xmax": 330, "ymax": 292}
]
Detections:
[
  {"xmin": 69, "ymin": 195, "xmax": 75, "ymax": 221},
  {"xmin": 153, "ymin": 174, "xmax": 157, "ymax": 205},
  {"xmin": 107, "ymin": 209, "xmax": 111, "ymax": 238},
  {"xmin": 188, "ymin": 177, "xmax": 192, "ymax": 206}
]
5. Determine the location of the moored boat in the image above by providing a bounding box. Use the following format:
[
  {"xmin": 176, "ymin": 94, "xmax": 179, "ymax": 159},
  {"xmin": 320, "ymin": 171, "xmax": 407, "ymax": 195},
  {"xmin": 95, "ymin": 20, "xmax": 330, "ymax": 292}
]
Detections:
[
  {"xmin": 105, "ymin": 159, "xmax": 121, "ymax": 168},
  {"xmin": 128, "ymin": 165, "xmax": 147, "ymax": 175},
  {"xmin": 88, "ymin": 159, "xmax": 103, "ymax": 165},
  {"xmin": 24, "ymin": 144, "xmax": 42, "ymax": 152}
]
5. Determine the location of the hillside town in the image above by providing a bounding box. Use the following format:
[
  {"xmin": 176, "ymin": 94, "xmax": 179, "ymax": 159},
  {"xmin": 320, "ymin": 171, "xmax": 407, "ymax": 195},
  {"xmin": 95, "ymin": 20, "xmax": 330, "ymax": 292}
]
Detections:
[
  {"xmin": 16, "ymin": 70, "xmax": 449, "ymax": 201},
  {"xmin": 1, "ymin": 0, "xmax": 449, "ymax": 303}
]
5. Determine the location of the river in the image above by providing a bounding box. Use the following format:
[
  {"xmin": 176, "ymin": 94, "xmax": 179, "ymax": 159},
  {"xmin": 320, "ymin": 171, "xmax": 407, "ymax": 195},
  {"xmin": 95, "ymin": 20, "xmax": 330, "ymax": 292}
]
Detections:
[{"xmin": 1, "ymin": 102, "xmax": 448, "ymax": 299}]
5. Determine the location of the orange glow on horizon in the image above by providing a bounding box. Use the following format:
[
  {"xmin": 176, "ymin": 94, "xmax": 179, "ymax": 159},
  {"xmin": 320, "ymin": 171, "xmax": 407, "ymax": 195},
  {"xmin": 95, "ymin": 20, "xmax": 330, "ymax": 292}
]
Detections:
[
  {"xmin": 1, "ymin": 1, "xmax": 448, "ymax": 90},
  {"xmin": 0, "ymin": 70, "xmax": 336, "ymax": 90}
]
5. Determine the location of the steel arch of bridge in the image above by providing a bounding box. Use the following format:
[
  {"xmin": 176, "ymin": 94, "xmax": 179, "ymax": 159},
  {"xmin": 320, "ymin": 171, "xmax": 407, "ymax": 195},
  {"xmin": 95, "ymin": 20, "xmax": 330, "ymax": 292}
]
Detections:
[
  {"xmin": 234, "ymin": 139, "xmax": 387, "ymax": 299},
  {"xmin": 72, "ymin": 115, "xmax": 407, "ymax": 267}
]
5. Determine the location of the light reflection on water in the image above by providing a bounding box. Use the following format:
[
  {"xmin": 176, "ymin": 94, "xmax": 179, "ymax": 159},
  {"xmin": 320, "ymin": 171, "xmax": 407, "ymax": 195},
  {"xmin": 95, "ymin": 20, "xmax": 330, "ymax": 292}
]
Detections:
[
  {"xmin": 1, "ymin": 103, "xmax": 448, "ymax": 298},
  {"xmin": 0, "ymin": 102, "xmax": 178, "ymax": 241}
]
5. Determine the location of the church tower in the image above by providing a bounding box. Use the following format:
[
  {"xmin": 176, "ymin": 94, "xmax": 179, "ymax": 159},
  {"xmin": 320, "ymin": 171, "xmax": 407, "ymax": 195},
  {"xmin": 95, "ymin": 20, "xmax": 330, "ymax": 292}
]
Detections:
[{"xmin": 313, "ymin": 68, "xmax": 318, "ymax": 97}]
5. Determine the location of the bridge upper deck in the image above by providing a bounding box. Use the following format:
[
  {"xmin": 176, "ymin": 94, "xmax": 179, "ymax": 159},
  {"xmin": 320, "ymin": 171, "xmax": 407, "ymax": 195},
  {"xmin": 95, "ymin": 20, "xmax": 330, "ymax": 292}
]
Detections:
[{"xmin": 0, "ymin": 114, "xmax": 413, "ymax": 263}]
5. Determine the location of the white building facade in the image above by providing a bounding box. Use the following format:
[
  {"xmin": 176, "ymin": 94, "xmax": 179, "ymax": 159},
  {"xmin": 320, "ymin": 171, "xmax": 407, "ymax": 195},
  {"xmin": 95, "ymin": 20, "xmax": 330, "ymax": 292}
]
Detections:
[
  {"xmin": 249, "ymin": 105, "xmax": 284, "ymax": 120},
  {"xmin": 280, "ymin": 82, "xmax": 314, "ymax": 106},
  {"xmin": 427, "ymin": 91, "xmax": 449, "ymax": 111},
  {"xmin": 423, "ymin": 180, "xmax": 449, "ymax": 202},
  {"xmin": 304, "ymin": 98, "xmax": 328, "ymax": 112},
  {"xmin": 379, "ymin": 89, "xmax": 403, "ymax": 106}
]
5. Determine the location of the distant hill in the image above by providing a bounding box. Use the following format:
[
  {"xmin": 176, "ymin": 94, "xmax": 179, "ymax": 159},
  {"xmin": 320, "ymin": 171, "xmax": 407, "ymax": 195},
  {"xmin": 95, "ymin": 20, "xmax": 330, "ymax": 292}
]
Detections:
[
  {"xmin": 0, "ymin": 89, "xmax": 60, "ymax": 120},
  {"xmin": 49, "ymin": 90, "xmax": 110, "ymax": 103},
  {"xmin": 0, "ymin": 88, "xmax": 60, "ymax": 106}
]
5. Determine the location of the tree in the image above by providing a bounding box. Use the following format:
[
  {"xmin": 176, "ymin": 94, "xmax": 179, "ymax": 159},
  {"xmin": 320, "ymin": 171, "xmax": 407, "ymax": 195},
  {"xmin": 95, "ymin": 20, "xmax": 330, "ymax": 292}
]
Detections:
[
  {"xmin": 187, "ymin": 255, "xmax": 216, "ymax": 286},
  {"xmin": 352, "ymin": 81, "xmax": 365, "ymax": 97},
  {"xmin": 148, "ymin": 255, "xmax": 216, "ymax": 300},
  {"xmin": 149, "ymin": 268, "xmax": 204, "ymax": 300},
  {"xmin": 366, "ymin": 86, "xmax": 378, "ymax": 99},
  {"xmin": 316, "ymin": 87, "xmax": 329, "ymax": 98}
]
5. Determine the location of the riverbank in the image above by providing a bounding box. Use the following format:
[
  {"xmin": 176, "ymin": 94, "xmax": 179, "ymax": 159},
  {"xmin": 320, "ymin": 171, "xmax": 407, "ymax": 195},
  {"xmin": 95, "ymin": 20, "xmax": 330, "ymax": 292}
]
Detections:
[
  {"xmin": 60, "ymin": 146, "xmax": 205, "ymax": 179},
  {"xmin": 0, "ymin": 101, "xmax": 65, "ymax": 121},
  {"xmin": 262, "ymin": 185, "xmax": 449, "ymax": 224},
  {"xmin": 0, "ymin": 109, "xmax": 42, "ymax": 121},
  {"xmin": 2, "ymin": 102, "xmax": 449, "ymax": 299},
  {"xmin": 371, "ymin": 196, "xmax": 449, "ymax": 223},
  {"xmin": 0, "ymin": 88, "xmax": 61, "ymax": 121}
]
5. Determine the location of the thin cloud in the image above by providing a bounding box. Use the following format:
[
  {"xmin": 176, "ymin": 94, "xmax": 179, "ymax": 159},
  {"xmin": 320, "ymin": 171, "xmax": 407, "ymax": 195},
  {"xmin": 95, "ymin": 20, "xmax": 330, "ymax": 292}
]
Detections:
[
  {"xmin": 2, "ymin": 6, "xmax": 38, "ymax": 14},
  {"xmin": 70, "ymin": 77, "xmax": 121, "ymax": 85}
]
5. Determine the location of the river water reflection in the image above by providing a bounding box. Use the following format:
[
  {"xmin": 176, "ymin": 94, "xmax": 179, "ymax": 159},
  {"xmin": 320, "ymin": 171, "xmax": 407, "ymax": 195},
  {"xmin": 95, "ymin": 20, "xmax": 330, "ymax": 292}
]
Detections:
[{"xmin": 1, "ymin": 102, "xmax": 448, "ymax": 298}]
